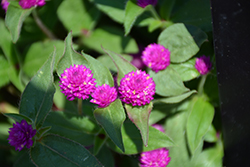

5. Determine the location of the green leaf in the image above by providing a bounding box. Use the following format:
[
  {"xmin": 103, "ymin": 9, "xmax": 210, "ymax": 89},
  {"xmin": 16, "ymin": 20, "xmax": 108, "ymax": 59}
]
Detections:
[
  {"xmin": 153, "ymin": 90, "xmax": 197, "ymax": 104},
  {"xmin": 107, "ymin": 120, "xmax": 174, "ymax": 154},
  {"xmin": 159, "ymin": 0, "xmax": 175, "ymax": 20},
  {"xmin": 187, "ymin": 97, "xmax": 215, "ymax": 155},
  {"xmin": 204, "ymin": 124, "xmax": 218, "ymax": 143},
  {"xmin": 96, "ymin": 146, "xmax": 115, "ymax": 167},
  {"xmin": 3, "ymin": 113, "xmax": 33, "ymax": 124},
  {"xmin": 94, "ymin": 129, "xmax": 108, "ymax": 155},
  {"xmin": 124, "ymin": 1, "xmax": 151, "ymax": 35},
  {"xmin": 94, "ymin": 99, "xmax": 126, "ymax": 152},
  {"xmin": 186, "ymin": 25, "xmax": 208, "ymax": 47},
  {"xmin": 57, "ymin": 0, "xmax": 100, "ymax": 36},
  {"xmin": 57, "ymin": 32, "xmax": 88, "ymax": 76},
  {"xmin": 158, "ymin": 23, "xmax": 199, "ymax": 63},
  {"xmin": 13, "ymin": 150, "xmax": 36, "ymax": 167},
  {"xmin": 23, "ymin": 40, "xmax": 65, "ymax": 77},
  {"xmin": 30, "ymin": 134, "xmax": 103, "ymax": 167},
  {"xmin": 81, "ymin": 52, "xmax": 114, "ymax": 86},
  {"xmin": 169, "ymin": 58, "xmax": 200, "ymax": 81},
  {"xmin": 36, "ymin": 126, "xmax": 51, "ymax": 140},
  {"xmin": 97, "ymin": 54, "xmax": 133, "ymax": 72},
  {"xmin": 82, "ymin": 26, "xmax": 138, "ymax": 54},
  {"xmin": 124, "ymin": 102, "xmax": 153, "ymax": 146},
  {"xmin": 149, "ymin": 67, "xmax": 189, "ymax": 97},
  {"xmin": 93, "ymin": 0, "xmax": 126, "ymax": 23},
  {"xmin": 43, "ymin": 111, "xmax": 98, "ymax": 146},
  {"xmin": 19, "ymin": 50, "xmax": 56, "ymax": 128},
  {"xmin": 171, "ymin": 0, "xmax": 212, "ymax": 32},
  {"xmin": 165, "ymin": 111, "xmax": 191, "ymax": 167},
  {"xmin": 148, "ymin": 19, "xmax": 163, "ymax": 32},
  {"xmin": 103, "ymin": 48, "xmax": 137, "ymax": 84},
  {"xmin": 0, "ymin": 56, "xmax": 10, "ymax": 87},
  {"xmin": 5, "ymin": 2, "xmax": 33, "ymax": 43}
]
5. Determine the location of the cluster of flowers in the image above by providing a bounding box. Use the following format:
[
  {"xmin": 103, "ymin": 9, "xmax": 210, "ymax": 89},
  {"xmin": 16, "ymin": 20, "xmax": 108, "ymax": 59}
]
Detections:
[{"xmin": 1, "ymin": 0, "xmax": 45, "ymax": 12}]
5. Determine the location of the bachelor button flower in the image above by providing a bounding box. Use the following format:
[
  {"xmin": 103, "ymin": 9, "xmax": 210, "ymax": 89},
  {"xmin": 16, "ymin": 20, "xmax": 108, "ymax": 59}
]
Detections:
[
  {"xmin": 90, "ymin": 84, "xmax": 117, "ymax": 108},
  {"xmin": 142, "ymin": 43, "xmax": 171, "ymax": 73},
  {"xmin": 59, "ymin": 65, "xmax": 96, "ymax": 101},
  {"xmin": 19, "ymin": 0, "xmax": 46, "ymax": 9},
  {"xmin": 1, "ymin": 0, "xmax": 9, "ymax": 12},
  {"xmin": 137, "ymin": 0, "xmax": 158, "ymax": 8},
  {"xmin": 8, "ymin": 120, "xmax": 36, "ymax": 151},
  {"xmin": 140, "ymin": 148, "xmax": 171, "ymax": 167},
  {"xmin": 195, "ymin": 55, "xmax": 212, "ymax": 75},
  {"xmin": 118, "ymin": 70, "xmax": 155, "ymax": 106}
]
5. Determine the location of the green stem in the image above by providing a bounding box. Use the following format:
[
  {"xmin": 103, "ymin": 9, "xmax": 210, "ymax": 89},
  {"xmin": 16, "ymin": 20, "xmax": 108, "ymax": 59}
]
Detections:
[
  {"xmin": 198, "ymin": 75, "xmax": 207, "ymax": 96},
  {"xmin": 78, "ymin": 98, "xmax": 82, "ymax": 115},
  {"xmin": 149, "ymin": 6, "xmax": 161, "ymax": 21},
  {"xmin": 32, "ymin": 10, "xmax": 57, "ymax": 40}
]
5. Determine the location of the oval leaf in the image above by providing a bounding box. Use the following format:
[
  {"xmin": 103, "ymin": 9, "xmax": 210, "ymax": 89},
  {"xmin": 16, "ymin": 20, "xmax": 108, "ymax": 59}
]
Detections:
[
  {"xmin": 94, "ymin": 99, "xmax": 126, "ymax": 152},
  {"xmin": 124, "ymin": 102, "xmax": 153, "ymax": 146},
  {"xmin": 3, "ymin": 113, "xmax": 33, "ymax": 124},
  {"xmin": 5, "ymin": 2, "xmax": 33, "ymax": 43},
  {"xmin": 158, "ymin": 23, "xmax": 199, "ymax": 63},
  {"xmin": 19, "ymin": 50, "xmax": 56, "ymax": 128},
  {"xmin": 187, "ymin": 97, "xmax": 215, "ymax": 155},
  {"xmin": 57, "ymin": 32, "xmax": 88, "ymax": 76},
  {"xmin": 107, "ymin": 120, "xmax": 174, "ymax": 154},
  {"xmin": 149, "ymin": 67, "xmax": 189, "ymax": 97},
  {"xmin": 30, "ymin": 134, "xmax": 103, "ymax": 167}
]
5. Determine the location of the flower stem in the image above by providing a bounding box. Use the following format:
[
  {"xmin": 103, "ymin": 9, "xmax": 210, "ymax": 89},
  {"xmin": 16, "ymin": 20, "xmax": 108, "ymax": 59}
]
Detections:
[
  {"xmin": 198, "ymin": 75, "xmax": 207, "ymax": 96},
  {"xmin": 32, "ymin": 9, "xmax": 57, "ymax": 40},
  {"xmin": 149, "ymin": 6, "xmax": 161, "ymax": 21},
  {"xmin": 78, "ymin": 98, "xmax": 82, "ymax": 115}
]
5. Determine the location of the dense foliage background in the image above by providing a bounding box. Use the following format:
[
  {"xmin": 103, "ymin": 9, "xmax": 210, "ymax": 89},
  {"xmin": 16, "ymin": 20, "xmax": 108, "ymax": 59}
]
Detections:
[{"xmin": 0, "ymin": 0, "xmax": 223, "ymax": 166}]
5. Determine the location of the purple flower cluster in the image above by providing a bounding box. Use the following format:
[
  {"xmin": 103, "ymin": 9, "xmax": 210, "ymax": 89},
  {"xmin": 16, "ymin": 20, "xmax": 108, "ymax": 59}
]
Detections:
[
  {"xmin": 59, "ymin": 65, "xmax": 96, "ymax": 101},
  {"xmin": 195, "ymin": 55, "xmax": 212, "ymax": 75},
  {"xmin": 142, "ymin": 43, "xmax": 171, "ymax": 73},
  {"xmin": 1, "ymin": 0, "xmax": 9, "ymax": 12},
  {"xmin": 19, "ymin": 0, "xmax": 46, "ymax": 9},
  {"xmin": 90, "ymin": 84, "xmax": 117, "ymax": 108},
  {"xmin": 119, "ymin": 70, "xmax": 155, "ymax": 106},
  {"xmin": 137, "ymin": 0, "xmax": 158, "ymax": 8},
  {"xmin": 8, "ymin": 120, "xmax": 36, "ymax": 151}
]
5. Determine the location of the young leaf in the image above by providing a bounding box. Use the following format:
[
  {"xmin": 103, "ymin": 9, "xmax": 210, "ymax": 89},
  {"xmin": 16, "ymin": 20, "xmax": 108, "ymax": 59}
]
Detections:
[
  {"xmin": 169, "ymin": 58, "xmax": 200, "ymax": 81},
  {"xmin": 153, "ymin": 90, "xmax": 197, "ymax": 104},
  {"xmin": 124, "ymin": 0, "xmax": 151, "ymax": 35},
  {"xmin": 30, "ymin": 134, "xmax": 103, "ymax": 167},
  {"xmin": 103, "ymin": 48, "xmax": 137, "ymax": 84},
  {"xmin": 5, "ymin": 2, "xmax": 33, "ymax": 43},
  {"xmin": 124, "ymin": 102, "xmax": 153, "ymax": 146},
  {"xmin": 94, "ymin": 99, "xmax": 126, "ymax": 152},
  {"xmin": 3, "ymin": 113, "xmax": 33, "ymax": 124},
  {"xmin": 149, "ymin": 67, "xmax": 189, "ymax": 97},
  {"xmin": 0, "ymin": 56, "xmax": 10, "ymax": 87},
  {"xmin": 187, "ymin": 97, "xmax": 215, "ymax": 155},
  {"xmin": 106, "ymin": 120, "xmax": 174, "ymax": 154},
  {"xmin": 81, "ymin": 52, "xmax": 114, "ymax": 86},
  {"xmin": 57, "ymin": 32, "xmax": 88, "ymax": 76},
  {"xmin": 158, "ymin": 23, "xmax": 199, "ymax": 63},
  {"xmin": 19, "ymin": 50, "xmax": 56, "ymax": 128}
]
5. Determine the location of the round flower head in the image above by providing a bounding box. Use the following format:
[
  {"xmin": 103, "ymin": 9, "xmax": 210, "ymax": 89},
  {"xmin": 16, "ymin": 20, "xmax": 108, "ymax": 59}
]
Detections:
[
  {"xmin": 59, "ymin": 65, "xmax": 96, "ymax": 101},
  {"xmin": 137, "ymin": 0, "xmax": 158, "ymax": 8},
  {"xmin": 19, "ymin": 0, "xmax": 46, "ymax": 9},
  {"xmin": 1, "ymin": 0, "xmax": 9, "ymax": 12},
  {"xmin": 90, "ymin": 84, "xmax": 117, "ymax": 108},
  {"xmin": 142, "ymin": 43, "xmax": 171, "ymax": 73},
  {"xmin": 140, "ymin": 148, "xmax": 171, "ymax": 167},
  {"xmin": 118, "ymin": 70, "xmax": 155, "ymax": 106},
  {"xmin": 8, "ymin": 120, "xmax": 36, "ymax": 151},
  {"xmin": 195, "ymin": 55, "xmax": 212, "ymax": 75},
  {"xmin": 152, "ymin": 124, "xmax": 165, "ymax": 133}
]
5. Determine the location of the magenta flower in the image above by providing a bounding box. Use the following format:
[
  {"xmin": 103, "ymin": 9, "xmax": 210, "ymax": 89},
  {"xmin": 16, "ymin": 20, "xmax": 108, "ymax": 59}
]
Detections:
[
  {"xmin": 140, "ymin": 148, "xmax": 171, "ymax": 167},
  {"xmin": 8, "ymin": 120, "xmax": 36, "ymax": 151},
  {"xmin": 59, "ymin": 65, "xmax": 96, "ymax": 101},
  {"xmin": 152, "ymin": 124, "xmax": 165, "ymax": 133},
  {"xmin": 137, "ymin": 0, "xmax": 158, "ymax": 8},
  {"xmin": 195, "ymin": 55, "xmax": 212, "ymax": 75},
  {"xmin": 1, "ymin": 0, "xmax": 9, "ymax": 12},
  {"xmin": 90, "ymin": 84, "xmax": 117, "ymax": 108},
  {"xmin": 19, "ymin": 0, "xmax": 45, "ymax": 9},
  {"xmin": 142, "ymin": 43, "xmax": 171, "ymax": 73},
  {"xmin": 118, "ymin": 70, "xmax": 155, "ymax": 106}
]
